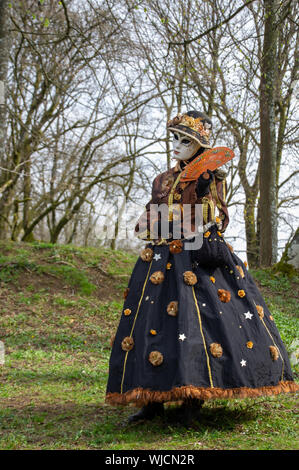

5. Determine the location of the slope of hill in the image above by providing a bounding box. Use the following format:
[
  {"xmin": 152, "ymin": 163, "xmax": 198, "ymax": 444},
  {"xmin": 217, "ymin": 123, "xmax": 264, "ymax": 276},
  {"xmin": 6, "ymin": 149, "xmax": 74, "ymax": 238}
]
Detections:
[{"xmin": 0, "ymin": 240, "xmax": 298, "ymax": 450}]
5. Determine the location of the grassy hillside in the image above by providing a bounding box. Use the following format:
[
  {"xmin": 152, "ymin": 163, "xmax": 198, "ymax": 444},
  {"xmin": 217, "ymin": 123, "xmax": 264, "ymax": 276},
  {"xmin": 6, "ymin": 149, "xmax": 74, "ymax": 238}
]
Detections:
[{"xmin": 0, "ymin": 240, "xmax": 298, "ymax": 450}]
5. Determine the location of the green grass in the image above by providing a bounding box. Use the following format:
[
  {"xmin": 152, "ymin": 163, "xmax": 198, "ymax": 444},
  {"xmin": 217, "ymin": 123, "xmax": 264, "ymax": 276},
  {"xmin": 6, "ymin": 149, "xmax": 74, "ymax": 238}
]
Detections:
[
  {"xmin": 252, "ymin": 268, "xmax": 299, "ymax": 350},
  {"xmin": 0, "ymin": 241, "xmax": 298, "ymax": 450}
]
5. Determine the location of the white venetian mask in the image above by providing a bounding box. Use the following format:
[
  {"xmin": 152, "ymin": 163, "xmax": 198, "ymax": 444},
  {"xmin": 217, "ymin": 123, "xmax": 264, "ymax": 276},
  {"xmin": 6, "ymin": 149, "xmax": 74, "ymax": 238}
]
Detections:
[{"xmin": 172, "ymin": 132, "xmax": 201, "ymax": 161}]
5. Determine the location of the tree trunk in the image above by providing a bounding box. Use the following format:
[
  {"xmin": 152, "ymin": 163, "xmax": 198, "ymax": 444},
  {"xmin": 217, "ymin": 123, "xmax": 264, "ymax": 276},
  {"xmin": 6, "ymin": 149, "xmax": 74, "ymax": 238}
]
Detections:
[
  {"xmin": 0, "ymin": 0, "xmax": 10, "ymax": 239},
  {"xmin": 0, "ymin": 0, "xmax": 8, "ymax": 166},
  {"xmin": 259, "ymin": 0, "xmax": 279, "ymax": 267},
  {"xmin": 22, "ymin": 158, "xmax": 35, "ymax": 241},
  {"xmin": 244, "ymin": 195, "xmax": 259, "ymax": 267}
]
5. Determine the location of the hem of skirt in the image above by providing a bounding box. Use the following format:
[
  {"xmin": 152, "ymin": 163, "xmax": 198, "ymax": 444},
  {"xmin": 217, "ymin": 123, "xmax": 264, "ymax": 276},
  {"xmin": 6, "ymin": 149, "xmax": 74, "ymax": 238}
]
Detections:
[{"xmin": 105, "ymin": 380, "xmax": 299, "ymax": 407}]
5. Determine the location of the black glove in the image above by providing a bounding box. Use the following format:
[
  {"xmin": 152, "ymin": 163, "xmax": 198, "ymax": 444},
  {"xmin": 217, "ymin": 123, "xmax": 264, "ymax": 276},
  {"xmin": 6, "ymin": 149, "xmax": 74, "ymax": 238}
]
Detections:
[
  {"xmin": 196, "ymin": 169, "xmax": 215, "ymax": 198},
  {"xmin": 190, "ymin": 224, "xmax": 235, "ymax": 269}
]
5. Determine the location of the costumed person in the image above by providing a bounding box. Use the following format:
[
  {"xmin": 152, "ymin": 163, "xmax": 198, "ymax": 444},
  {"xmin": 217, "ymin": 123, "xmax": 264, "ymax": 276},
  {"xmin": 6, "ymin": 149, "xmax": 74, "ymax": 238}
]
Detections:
[{"xmin": 105, "ymin": 110, "xmax": 299, "ymax": 425}]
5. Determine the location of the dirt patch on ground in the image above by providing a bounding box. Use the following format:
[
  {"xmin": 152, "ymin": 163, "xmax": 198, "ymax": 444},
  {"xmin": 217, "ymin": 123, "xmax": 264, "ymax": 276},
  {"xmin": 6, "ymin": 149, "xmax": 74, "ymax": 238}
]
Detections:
[
  {"xmin": 254, "ymin": 276, "xmax": 299, "ymax": 302},
  {"xmin": 3, "ymin": 266, "xmax": 125, "ymax": 302}
]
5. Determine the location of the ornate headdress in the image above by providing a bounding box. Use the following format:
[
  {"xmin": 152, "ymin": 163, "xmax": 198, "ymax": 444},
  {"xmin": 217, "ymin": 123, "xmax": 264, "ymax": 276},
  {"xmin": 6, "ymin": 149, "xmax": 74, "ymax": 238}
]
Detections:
[{"xmin": 167, "ymin": 112, "xmax": 212, "ymax": 148}]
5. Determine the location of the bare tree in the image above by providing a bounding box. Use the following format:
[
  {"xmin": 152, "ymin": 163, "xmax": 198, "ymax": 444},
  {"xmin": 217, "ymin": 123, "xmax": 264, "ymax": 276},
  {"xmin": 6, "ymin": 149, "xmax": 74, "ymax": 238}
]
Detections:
[
  {"xmin": 0, "ymin": 0, "xmax": 10, "ymax": 236},
  {"xmin": 1, "ymin": 0, "xmax": 297, "ymax": 258},
  {"xmin": 259, "ymin": 0, "xmax": 280, "ymax": 266},
  {"xmin": 1, "ymin": 0, "xmax": 168, "ymax": 245}
]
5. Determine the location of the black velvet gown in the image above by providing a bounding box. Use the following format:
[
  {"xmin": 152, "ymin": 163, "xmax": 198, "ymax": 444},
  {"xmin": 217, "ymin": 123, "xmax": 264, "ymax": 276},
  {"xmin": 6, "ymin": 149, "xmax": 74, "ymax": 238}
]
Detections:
[{"xmin": 106, "ymin": 167, "xmax": 298, "ymax": 407}]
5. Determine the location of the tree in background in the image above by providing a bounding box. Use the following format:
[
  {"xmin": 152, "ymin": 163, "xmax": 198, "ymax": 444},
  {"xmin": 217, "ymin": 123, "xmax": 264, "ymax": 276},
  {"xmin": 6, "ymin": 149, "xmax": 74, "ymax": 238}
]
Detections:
[
  {"xmin": 0, "ymin": 0, "xmax": 297, "ymax": 265},
  {"xmin": 0, "ymin": 0, "xmax": 10, "ymax": 236},
  {"xmin": 160, "ymin": 0, "xmax": 298, "ymax": 267},
  {"xmin": 259, "ymin": 0, "xmax": 280, "ymax": 266},
  {"xmin": 0, "ymin": 0, "xmax": 168, "ymax": 245}
]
